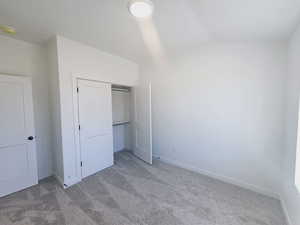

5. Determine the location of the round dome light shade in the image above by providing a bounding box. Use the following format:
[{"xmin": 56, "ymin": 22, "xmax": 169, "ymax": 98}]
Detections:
[{"xmin": 128, "ymin": 0, "xmax": 154, "ymax": 18}]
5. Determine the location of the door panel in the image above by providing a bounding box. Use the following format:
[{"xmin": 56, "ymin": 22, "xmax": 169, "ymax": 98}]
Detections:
[
  {"xmin": 77, "ymin": 79, "xmax": 113, "ymax": 178},
  {"xmin": 132, "ymin": 82, "xmax": 152, "ymax": 164},
  {"xmin": 0, "ymin": 75, "xmax": 37, "ymax": 197},
  {"xmin": 0, "ymin": 145, "xmax": 29, "ymax": 180},
  {"xmin": 82, "ymin": 135, "xmax": 113, "ymax": 177},
  {"xmin": 0, "ymin": 82, "xmax": 26, "ymax": 146}
]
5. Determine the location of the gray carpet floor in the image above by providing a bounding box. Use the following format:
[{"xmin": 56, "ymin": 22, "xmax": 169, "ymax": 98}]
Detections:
[{"xmin": 0, "ymin": 151, "xmax": 286, "ymax": 225}]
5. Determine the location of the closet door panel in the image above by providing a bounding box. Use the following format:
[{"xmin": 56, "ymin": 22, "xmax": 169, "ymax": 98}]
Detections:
[
  {"xmin": 78, "ymin": 79, "xmax": 113, "ymax": 178},
  {"xmin": 132, "ymin": 82, "xmax": 152, "ymax": 164}
]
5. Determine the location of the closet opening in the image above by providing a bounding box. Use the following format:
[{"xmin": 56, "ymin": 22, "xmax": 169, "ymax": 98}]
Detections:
[
  {"xmin": 73, "ymin": 78, "xmax": 152, "ymax": 182},
  {"xmin": 111, "ymin": 85, "xmax": 133, "ymax": 154}
]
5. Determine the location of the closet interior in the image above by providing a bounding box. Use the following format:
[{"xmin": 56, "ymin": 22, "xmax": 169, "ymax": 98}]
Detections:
[{"xmin": 111, "ymin": 85, "xmax": 133, "ymax": 153}]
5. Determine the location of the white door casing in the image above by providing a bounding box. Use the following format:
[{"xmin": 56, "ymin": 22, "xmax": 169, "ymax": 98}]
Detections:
[
  {"xmin": 77, "ymin": 79, "xmax": 113, "ymax": 178},
  {"xmin": 0, "ymin": 74, "xmax": 38, "ymax": 197},
  {"xmin": 132, "ymin": 82, "xmax": 152, "ymax": 164}
]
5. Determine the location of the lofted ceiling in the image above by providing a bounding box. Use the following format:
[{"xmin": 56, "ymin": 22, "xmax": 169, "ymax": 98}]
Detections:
[{"xmin": 0, "ymin": 0, "xmax": 300, "ymax": 62}]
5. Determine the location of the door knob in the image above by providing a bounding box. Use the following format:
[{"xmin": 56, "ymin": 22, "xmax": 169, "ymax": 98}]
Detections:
[{"xmin": 27, "ymin": 136, "xmax": 34, "ymax": 140}]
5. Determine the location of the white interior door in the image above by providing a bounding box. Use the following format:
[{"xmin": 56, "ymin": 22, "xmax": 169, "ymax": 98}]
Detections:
[
  {"xmin": 0, "ymin": 74, "xmax": 38, "ymax": 197},
  {"xmin": 132, "ymin": 82, "xmax": 152, "ymax": 164},
  {"xmin": 77, "ymin": 79, "xmax": 113, "ymax": 178}
]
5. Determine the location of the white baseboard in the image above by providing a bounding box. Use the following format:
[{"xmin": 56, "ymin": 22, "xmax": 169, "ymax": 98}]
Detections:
[
  {"xmin": 153, "ymin": 154, "xmax": 280, "ymax": 199},
  {"xmin": 64, "ymin": 177, "xmax": 82, "ymax": 189},
  {"xmin": 114, "ymin": 148, "xmax": 125, "ymax": 153},
  {"xmin": 45, "ymin": 171, "xmax": 67, "ymax": 189},
  {"xmin": 54, "ymin": 174, "xmax": 81, "ymax": 189},
  {"xmin": 38, "ymin": 173, "xmax": 52, "ymax": 181},
  {"xmin": 114, "ymin": 148, "xmax": 131, "ymax": 153},
  {"xmin": 280, "ymin": 196, "xmax": 293, "ymax": 225},
  {"xmin": 38, "ymin": 173, "xmax": 53, "ymax": 181},
  {"xmin": 53, "ymin": 173, "xmax": 65, "ymax": 188}
]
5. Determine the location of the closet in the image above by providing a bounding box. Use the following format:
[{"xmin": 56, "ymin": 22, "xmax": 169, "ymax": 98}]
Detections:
[
  {"xmin": 111, "ymin": 85, "xmax": 132, "ymax": 153},
  {"xmin": 74, "ymin": 78, "xmax": 152, "ymax": 181}
]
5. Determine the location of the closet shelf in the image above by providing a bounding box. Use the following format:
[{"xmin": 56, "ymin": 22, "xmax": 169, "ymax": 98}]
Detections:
[{"xmin": 113, "ymin": 121, "xmax": 130, "ymax": 126}]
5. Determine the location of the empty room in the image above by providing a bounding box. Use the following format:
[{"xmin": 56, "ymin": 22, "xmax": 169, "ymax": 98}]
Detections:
[{"xmin": 0, "ymin": 0, "xmax": 300, "ymax": 224}]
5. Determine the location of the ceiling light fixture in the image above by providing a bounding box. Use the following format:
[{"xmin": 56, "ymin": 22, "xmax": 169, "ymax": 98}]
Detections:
[
  {"xmin": 128, "ymin": 0, "xmax": 154, "ymax": 18},
  {"xmin": 0, "ymin": 25, "xmax": 16, "ymax": 35}
]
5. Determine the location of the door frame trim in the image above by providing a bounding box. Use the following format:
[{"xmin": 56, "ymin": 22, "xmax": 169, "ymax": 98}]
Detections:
[{"xmin": 71, "ymin": 75, "xmax": 82, "ymax": 183}]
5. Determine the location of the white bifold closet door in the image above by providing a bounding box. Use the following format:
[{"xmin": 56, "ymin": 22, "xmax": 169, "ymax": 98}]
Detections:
[
  {"xmin": 77, "ymin": 79, "xmax": 113, "ymax": 178},
  {"xmin": 132, "ymin": 82, "xmax": 153, "ymax": 164},
  {"xmin": 0, "ymin": 74, "xmax": 38, "ymax": 197}
]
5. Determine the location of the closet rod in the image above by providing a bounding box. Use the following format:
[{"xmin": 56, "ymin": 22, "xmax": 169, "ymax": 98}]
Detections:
[
  {"xmin": 113, "ymin": 121, "xmax": 130, "ymax": 126},
  {"xmin": 112, "ymin": 88, "xmax": 130, "ymax": 93}
]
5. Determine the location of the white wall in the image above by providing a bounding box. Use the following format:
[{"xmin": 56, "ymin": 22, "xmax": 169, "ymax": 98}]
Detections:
[
  {"xmin": 141, "ymin": 41, "xmax": 287, "ymax": 197},
  {"xmin": 113, "ymin": 125, "xmax": 131, "ymax": 152},
  {"xmin": 46, "ymin": 38, "xmax": 64, "ymax": 181},
  {"xmin": 281, "ymin": 25, "xmax": 300, "ymax": 225},
  {"xmin": 55, "ymin": 36, "xmax": 139, "ymax": 186},
  {"xmin": 0, "ymin": 35, "xmax": 52, "ymax": 179}
]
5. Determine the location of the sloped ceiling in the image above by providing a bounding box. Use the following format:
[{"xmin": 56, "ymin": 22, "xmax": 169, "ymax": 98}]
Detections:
[{"xmin": 0, "ymin": 0, "xmax": 300, "ymax": 62}]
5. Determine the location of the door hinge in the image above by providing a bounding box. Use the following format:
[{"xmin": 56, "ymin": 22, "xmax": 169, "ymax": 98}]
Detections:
[
  {"xmin": 80, "ymin": 161, "xmax": 83, "ymax": 167},
  {"xmin": 77, "ymin": 87, "xmax": 79, "ymax": 93},
  {"xmin": 78, "ymin": 125, "xmax": 81, "ymax": 130}
]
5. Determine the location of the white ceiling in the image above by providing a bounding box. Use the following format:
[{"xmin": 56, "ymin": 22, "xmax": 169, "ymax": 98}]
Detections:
[{"xmin": 0, "ymin": 0, "xmax": 300, "ymax": 62}]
